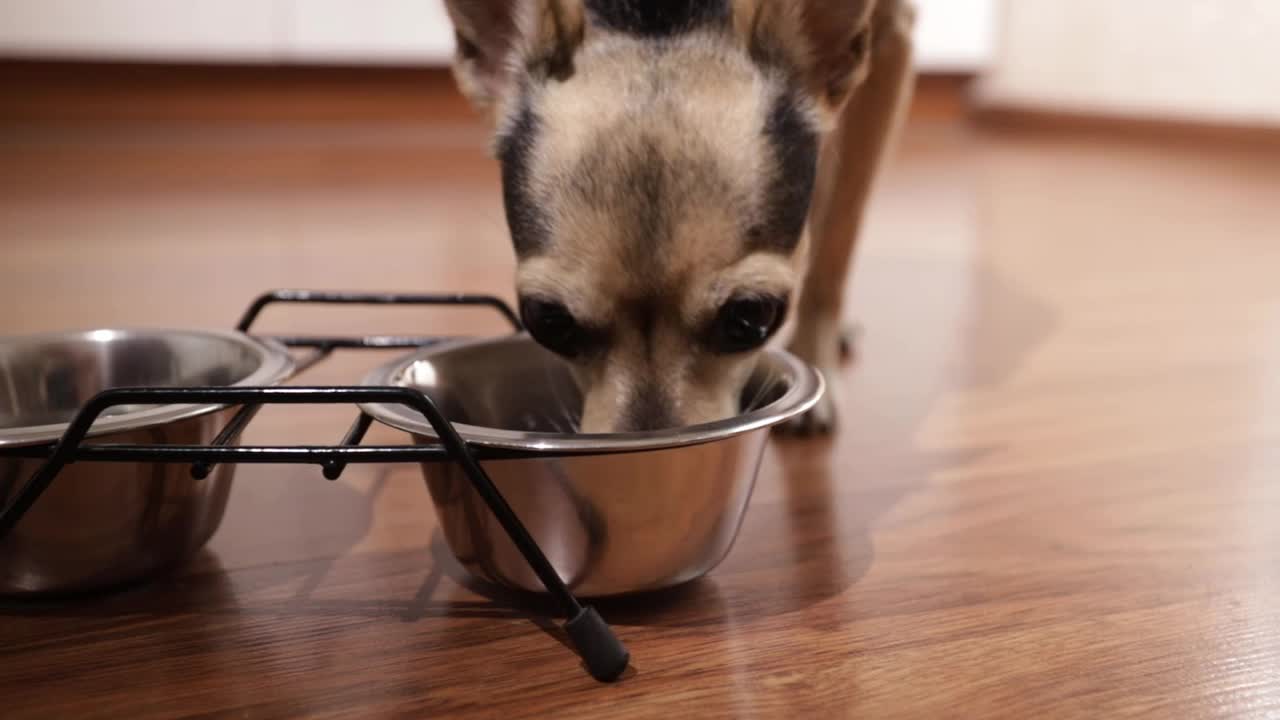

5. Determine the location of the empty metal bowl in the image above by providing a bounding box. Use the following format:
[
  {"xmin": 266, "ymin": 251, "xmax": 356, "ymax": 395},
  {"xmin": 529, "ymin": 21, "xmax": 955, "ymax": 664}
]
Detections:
[
  {"xmin": 0, "ymin": 329, "xmax": 294, "ymax": 596},
  {"xmin": 360, "ymin": 335, "xmax": 823, "ymax": 597}
]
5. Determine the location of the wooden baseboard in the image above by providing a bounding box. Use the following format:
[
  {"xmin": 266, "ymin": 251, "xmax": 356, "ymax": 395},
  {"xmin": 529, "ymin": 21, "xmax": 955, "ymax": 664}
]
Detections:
[
  {"xmin": 0, "ymin": 59, "xmax": 978, "ymax": 128},
  {"xmin": 9, "ymin": 59, "xmax": 1274, "ymax": 151},
  {"xmin": 908, "ymin": 72, "xmax": 977, "ymax": 123},
  {"xmin": 972, "ymin": 103, "xmax": 1280, "ymax": 150},
  {"xmin": 0, "ymin": 60, "xmax": 479, "ymax": 127}
]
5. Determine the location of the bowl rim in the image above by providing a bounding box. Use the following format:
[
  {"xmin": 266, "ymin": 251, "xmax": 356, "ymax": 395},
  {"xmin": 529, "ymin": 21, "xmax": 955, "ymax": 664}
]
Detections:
[
  {"xmin": 357, "ymin": 333, "xmax": 825, "ymax": 454},
  {"xmin": 0, "ymin": 328, "xmax": 296, "ymax": 449}
]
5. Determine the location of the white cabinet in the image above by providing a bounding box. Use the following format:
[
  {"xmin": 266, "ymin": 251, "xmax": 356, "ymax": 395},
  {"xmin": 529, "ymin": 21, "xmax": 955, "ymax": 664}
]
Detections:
[
  {"xmin": 978, "ymin": 0, "xmax": 1280, "ymax": 125},
  {"xmin": 0, "ymin": 0, "xmax": 454, "ymax": 63},
  {"xmin": 0, "ymin": 0, "xmax": 992, "ymax": 71},
  {"xmin": 0, "ymin": 0, "xmax": 287, "ymax": 62},
  {"xmin": 285, "ymin": 0, "xmax": 454, "ymax": 63},
  {"xmin": 913, "ymin": 0, "xmax": 997, "ymax": 72}
]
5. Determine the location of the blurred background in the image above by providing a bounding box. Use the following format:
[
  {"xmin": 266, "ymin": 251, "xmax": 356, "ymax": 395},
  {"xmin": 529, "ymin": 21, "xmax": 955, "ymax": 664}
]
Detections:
[
  {"xmin": 1, "ymin": 0, "xmax": 1278, "ymax": 351},
  {"xmin": 4, "ymin": 0, "xmax": 1280, "ymax": 126}
]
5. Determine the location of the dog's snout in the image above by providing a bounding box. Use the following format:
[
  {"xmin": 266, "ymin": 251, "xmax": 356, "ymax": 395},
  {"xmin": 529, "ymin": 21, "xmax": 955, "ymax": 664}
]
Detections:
[
  {"xmin": 575, "ymin": 330, "xmax": 755, "ymax": 433},
  {"xmin": 618, "ymin": 383, "xmax": 678, "ymax": 432}
]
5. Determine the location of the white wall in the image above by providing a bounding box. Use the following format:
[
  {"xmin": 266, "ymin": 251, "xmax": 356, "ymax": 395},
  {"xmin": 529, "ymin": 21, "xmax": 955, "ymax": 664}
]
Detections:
[
  {"xmin": 0, "ymin": 0, "xmax": 995, "ymax": 72},
  {"xmin": 0, "ymin": 0, "xmax": 454, "ymax": 63},
  {"xmin": 977, "ymin": 0, "xmax": 1280, "ymax": 126},
  {"xmin": 913, "ymin": 0, "xmax": 997, "ymax": 72},
  {"xmin": 287, "ymin": 0, "xmax": 455, "ymax": 64},
  {"xmin": 0, "ymin": 0, "xmax": 287, "ymax": 62}
]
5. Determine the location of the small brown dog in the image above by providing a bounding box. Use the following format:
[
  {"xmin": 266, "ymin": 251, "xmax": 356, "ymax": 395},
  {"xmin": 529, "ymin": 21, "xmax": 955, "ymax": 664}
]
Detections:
[{"xmin": 441, "ymin": 0, "xmax": 916, "ymax": 434}]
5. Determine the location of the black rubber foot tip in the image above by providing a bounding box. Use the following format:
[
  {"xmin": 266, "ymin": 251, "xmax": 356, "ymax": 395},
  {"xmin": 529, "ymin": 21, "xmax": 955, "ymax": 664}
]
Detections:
[{"xmin": 565, "ymin": 606, "xmax": 630, "ymax": 682}]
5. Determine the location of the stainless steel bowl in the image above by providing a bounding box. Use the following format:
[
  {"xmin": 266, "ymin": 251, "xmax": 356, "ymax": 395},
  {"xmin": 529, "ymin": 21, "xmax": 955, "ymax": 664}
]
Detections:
[
  {"xmin": 0, "ymin": 329, "xmax": 295, "ymax": 596},
  {"xmin": 360, "ymin": 335, "xmax": 823, "ymax": 597}
]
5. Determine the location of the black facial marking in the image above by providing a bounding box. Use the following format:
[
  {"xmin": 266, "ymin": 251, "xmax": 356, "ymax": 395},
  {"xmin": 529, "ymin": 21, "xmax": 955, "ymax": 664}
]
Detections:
[
  {"xmin": 621, "ymin": 380, "xmax": 678, "ymax": 432},
  {"xmin": 586, "ymin": 0, "xmax": 728, "ymax": 37},
  {"xmin": 497, "ymin": 97, "xmax": 549, "ymax": 257},
  {"xmin": 748, "ymin": 92, "xmax": 819, "ymax": 253}
]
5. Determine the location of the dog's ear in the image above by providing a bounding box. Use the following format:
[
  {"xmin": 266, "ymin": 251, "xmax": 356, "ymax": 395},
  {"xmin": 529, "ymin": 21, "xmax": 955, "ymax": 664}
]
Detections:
[
  {"xmin": 443, "ymin": 0, "xmax": 585, "ymax": 110},
  {"xmin": 733, "ymin": 0, "xmax": 878, "ymax": 113}
]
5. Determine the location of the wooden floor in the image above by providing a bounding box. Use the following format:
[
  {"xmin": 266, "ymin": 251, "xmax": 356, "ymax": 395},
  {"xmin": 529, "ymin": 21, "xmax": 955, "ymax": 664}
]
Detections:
[{"xmin": 3, "ymin": 65, "xmax": 1280, "ymax": 718}]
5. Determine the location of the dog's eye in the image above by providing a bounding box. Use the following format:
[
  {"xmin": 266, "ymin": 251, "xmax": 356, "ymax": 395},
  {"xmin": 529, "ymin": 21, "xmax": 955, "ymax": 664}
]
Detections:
[
  {"xmin": 520, "ymin": 298, "xmax": 594, "ymax": 358},
  {"xmin": 708, "ymin": 296, "xmax": 788, "ymax": 354}
]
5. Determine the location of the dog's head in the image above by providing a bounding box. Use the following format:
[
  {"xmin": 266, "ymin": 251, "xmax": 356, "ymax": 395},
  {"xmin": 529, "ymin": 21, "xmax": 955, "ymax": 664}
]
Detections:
[{"xmin": 444, "ymin": 0, "xmax": 876, "ymax": 432}]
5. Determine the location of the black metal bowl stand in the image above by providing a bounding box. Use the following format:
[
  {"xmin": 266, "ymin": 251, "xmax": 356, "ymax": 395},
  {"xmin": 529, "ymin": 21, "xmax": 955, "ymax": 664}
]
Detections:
[{"xmin": 0, "ymin": 289, "xmax": 630, "ymax": 683}]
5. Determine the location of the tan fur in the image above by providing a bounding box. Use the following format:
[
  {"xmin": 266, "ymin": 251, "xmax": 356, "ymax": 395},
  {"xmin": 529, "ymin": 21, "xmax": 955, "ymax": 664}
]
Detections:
[
  {"xmin": 520, "ymin": 31, "xmax": 790, "ymax": 317},
  {"xmin": 511, "ymin": 27, "xmax": 813, "ymax": 431},
  {"xmin": 441, "ymin": 0, "xmax": 918, "ymax": 433}
]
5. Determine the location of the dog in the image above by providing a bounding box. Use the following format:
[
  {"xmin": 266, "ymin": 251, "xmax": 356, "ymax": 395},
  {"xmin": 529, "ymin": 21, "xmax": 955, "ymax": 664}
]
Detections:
[{"xmin": 441, "ymin": 0, "xmax": 916, "ymax": 434}]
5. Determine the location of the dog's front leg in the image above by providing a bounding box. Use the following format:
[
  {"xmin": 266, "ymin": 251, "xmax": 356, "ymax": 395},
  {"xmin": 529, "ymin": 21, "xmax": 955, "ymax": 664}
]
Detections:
[{"xmin": 783, "ymin": 0, "xmax": 917, "ymax": 434}]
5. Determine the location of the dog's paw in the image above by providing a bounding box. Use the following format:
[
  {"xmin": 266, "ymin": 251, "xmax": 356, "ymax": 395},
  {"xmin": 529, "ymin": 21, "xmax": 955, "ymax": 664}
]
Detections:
[
  {"xmin": 781, "ymin": 311, "xmax": 850, "ymax": 436},
  {"xmin": 775, "ymin": 367, "xmax": 840, "ymax": 436}
]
